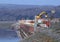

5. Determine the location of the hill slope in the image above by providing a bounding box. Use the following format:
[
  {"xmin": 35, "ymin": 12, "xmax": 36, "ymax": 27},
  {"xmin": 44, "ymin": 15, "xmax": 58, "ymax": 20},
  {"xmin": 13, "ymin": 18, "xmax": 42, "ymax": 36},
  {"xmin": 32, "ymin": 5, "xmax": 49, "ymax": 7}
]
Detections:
[{"xmin": 0, "ymin": 4, "xmax": 60, "ymax": 21}]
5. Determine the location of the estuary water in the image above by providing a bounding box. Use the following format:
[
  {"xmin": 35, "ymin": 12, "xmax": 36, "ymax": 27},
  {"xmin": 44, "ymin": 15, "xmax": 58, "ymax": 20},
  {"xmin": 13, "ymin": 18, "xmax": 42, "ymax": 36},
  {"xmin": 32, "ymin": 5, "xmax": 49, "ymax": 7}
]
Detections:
[
  {"xmin": 0, "ymin": 38, "xmax": 19, "ymax": 42},
  {"xmin": 0, "ymin": 28, "xmax": 20, "ymax": 42}
]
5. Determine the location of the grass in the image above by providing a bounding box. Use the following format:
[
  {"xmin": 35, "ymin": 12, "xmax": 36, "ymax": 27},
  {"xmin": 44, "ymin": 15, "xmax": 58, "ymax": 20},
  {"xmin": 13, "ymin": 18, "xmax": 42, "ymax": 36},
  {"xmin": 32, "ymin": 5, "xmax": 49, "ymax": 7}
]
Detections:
[{"xmin": 21, "ymin": 32, "xmax": 58, "ymax": 42}]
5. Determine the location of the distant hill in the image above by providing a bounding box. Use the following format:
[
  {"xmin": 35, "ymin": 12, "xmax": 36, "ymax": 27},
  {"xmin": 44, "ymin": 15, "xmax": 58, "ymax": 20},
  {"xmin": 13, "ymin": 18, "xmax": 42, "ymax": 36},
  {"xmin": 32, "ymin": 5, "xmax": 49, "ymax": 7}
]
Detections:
[{"xmin": 0, "ymin": 4, "xmax": 60, "ymax": 21}]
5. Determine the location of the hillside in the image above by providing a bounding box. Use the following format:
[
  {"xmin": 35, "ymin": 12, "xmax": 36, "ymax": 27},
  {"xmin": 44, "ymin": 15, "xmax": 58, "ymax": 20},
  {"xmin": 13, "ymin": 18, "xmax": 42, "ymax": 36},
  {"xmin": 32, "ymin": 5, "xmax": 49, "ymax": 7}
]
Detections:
[{"xmin": 0, "ymin": 4, "xmax": 60, "ymax": 21}]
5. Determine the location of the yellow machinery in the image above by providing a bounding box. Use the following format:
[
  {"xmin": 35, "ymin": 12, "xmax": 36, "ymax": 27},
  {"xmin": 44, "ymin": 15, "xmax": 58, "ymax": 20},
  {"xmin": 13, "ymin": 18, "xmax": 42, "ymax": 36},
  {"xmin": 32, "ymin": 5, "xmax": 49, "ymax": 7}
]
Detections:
[
  {"xmin": 36, "ymin": 11, "xmax": 48, "ymax": 19},
  {"xmin": 34, "ymin": 11, "xmax": 50, "ymax": 31}
]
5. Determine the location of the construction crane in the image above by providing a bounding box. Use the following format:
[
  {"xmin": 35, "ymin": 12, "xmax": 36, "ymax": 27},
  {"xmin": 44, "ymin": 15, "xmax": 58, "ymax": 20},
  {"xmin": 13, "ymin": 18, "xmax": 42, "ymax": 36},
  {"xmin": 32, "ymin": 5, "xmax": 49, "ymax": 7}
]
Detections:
[
  {"xmin": 36, "ymin": 11, "xmax": 48, "ymax": 19},
  {"xmin": 34, "ymin": 11, "xmax": 50, "ymax": 31}
]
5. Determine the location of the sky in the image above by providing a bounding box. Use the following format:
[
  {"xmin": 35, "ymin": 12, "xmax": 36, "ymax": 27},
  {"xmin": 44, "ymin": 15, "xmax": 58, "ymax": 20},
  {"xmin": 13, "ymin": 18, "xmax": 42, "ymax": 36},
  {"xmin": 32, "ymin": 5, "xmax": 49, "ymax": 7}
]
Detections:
[{"xmin": 0, "ymin": 0, "xmax": 60, "ymax": 6}]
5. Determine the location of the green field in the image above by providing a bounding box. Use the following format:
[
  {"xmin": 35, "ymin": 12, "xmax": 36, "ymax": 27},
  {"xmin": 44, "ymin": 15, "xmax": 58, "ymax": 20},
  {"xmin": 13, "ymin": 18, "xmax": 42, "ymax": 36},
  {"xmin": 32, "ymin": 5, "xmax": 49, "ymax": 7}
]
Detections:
[{"xmin": 0, "ymin": 21, "xmax": 16, "ymax": 29}]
